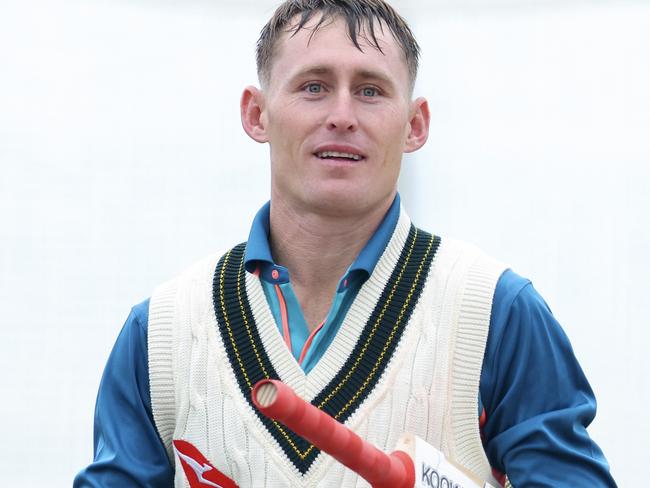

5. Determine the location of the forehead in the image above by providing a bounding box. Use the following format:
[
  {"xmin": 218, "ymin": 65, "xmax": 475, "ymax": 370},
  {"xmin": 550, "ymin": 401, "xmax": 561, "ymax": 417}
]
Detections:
[{"xmin": 269, "ymin": 15, "xmax": 410, "ymax": 89}]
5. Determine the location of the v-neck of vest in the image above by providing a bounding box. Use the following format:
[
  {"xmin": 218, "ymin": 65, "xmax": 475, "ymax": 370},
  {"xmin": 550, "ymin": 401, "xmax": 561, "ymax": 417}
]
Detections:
[
  {"xmin": 250, "ymin": 210, "xmax": 413, "ymax": 398},
  {"xmin": 211, "ymin": 208, "xmax": 440, "ymax": 475}
]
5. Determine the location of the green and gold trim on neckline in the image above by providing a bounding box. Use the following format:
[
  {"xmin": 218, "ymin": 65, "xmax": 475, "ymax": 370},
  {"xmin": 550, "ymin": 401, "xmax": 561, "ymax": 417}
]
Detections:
[{"xmin": 212, "ymin": 225, "xmax": 440, "ymax": 475}]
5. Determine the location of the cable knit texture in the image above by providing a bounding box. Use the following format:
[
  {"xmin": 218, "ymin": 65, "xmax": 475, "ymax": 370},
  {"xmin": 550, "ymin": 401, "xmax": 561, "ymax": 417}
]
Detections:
[{"xmin": 148, "ymin": 208, "xmax": 505, "ymax": 487}]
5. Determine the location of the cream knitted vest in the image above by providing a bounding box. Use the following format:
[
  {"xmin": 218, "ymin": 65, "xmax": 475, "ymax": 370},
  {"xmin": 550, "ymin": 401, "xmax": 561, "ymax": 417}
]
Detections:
[{"xmin": 149, "ymin": 209, "xmax": 505, "ymax": 487}]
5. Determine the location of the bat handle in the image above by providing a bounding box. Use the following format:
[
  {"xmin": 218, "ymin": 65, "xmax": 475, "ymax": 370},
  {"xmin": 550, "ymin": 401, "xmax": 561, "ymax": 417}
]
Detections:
[{"xmin": 252, "ymin": 379, "xmax": 415, "ymax": 488}]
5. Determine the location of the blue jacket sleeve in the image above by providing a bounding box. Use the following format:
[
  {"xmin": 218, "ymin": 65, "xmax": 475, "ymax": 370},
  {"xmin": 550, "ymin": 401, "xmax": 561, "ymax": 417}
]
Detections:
[
  {"xmin": 74, "ymin": 299, "xmax": 174, "ymax": 487},
  {"xmin": 480, "ymin": 270, "xmax": 617, "ymax": 487}
]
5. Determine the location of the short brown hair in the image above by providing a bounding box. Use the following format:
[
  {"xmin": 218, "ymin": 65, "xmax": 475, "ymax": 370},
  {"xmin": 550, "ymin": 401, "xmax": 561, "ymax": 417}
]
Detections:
[{"xmin": 256, "ymin": 0, "xmax": 420, "ymax": 91}]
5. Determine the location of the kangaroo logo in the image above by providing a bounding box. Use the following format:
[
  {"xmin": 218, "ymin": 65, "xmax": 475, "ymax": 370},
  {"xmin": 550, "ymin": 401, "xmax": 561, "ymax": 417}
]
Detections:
[{"xmin": 173, "ymin": 440, "xmax": 238, "ymax": 488}]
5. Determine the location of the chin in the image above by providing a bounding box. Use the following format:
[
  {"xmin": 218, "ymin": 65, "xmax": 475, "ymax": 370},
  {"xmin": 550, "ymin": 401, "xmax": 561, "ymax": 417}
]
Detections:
[{"xmin": 303, "ymin": 187, "xmax": 379, "ymax": 217}]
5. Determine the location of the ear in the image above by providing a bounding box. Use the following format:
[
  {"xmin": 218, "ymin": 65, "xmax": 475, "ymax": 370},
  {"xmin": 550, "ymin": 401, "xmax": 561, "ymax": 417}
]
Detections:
[
  {"xmin": 241, "ymin": 86, "xmax": 268, "ymax": 143},
  {"xmin": 404, "ymin": 97, "xmax": 430, "ymax": 153}
]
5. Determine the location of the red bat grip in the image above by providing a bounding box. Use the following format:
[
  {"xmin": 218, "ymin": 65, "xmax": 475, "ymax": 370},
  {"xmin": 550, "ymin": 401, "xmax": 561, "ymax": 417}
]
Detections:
[{"xmin": 252, "ymin": 379, "xmax": 414, "ymax": 488}]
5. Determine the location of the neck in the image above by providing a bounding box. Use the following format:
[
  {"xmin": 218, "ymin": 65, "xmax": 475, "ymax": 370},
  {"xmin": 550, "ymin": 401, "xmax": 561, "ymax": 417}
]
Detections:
[{"xmin": 268, "ymin": 194, "xmax": 395, "ymax": 328}]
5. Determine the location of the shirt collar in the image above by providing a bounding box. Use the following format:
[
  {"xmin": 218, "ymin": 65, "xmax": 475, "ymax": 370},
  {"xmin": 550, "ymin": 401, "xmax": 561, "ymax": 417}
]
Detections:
[
  {"xmin": 244, "ymin": 194, "xmax": 401, "ymax": 286},
  {"xmin": 345, "ymin": 193, "xmax": 400, "ymax": 278},
  {"xmin": 243, "ymin": 201, "xmax": 291, "ymax": 283}
]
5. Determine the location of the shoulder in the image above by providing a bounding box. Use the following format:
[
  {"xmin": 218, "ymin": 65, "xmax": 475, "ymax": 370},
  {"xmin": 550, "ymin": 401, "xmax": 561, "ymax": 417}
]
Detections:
[
  {"xmin": 492, "ymin": 269, "xmax": 563, "ymax": 341},
  {"xmin": 167, "ymin": 250, "xmax": 227, "ymax": 286},
  {"xmin": 122, "ymin": 251, "xmax": 227, "ymax": 336},
  {"xmin": 150, "ymin": 251, "xmax": 227, "ymax": 301},
  {"xmin": 426, "ymin": 236, "xmax": 508, "ymax": 295},
  {"xmin": 130, "ymin": 297, "xmax": 151, "ymax": 333},
  {"xmin": 488, "ymin": 269, "xmax": 561, "ymax": 361},
  {"xmin": 492, "ymin": 269, "xmax": 533, "ymax": 315}
]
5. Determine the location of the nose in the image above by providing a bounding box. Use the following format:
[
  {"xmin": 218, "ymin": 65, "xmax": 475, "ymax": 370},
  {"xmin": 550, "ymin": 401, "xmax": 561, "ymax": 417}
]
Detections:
[{"xmin": 325, "ymin": 92, "xmax": 358, "ymax": 132}]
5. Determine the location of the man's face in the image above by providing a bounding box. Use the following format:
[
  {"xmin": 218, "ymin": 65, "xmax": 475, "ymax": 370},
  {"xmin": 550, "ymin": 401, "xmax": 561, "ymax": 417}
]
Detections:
[{"xmin": 246, "ymin": 16, "xmax": 428, "ymax": 216}]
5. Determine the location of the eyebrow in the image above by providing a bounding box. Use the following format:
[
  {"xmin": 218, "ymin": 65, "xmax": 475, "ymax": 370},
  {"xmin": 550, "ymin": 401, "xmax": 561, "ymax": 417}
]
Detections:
[{"xmin": 289, "ymin": 65, "xmax": 396, "ymax": 89}]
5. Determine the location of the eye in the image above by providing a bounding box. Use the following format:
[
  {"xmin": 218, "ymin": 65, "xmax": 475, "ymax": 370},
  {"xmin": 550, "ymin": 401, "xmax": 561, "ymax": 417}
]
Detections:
[
  {"xmin": 304, "ymin": 83, "xmax": 323, "ymax": 94},
  {"xmin": 360, "ymin": 86, "xmax": 379, "ymax": 97}
]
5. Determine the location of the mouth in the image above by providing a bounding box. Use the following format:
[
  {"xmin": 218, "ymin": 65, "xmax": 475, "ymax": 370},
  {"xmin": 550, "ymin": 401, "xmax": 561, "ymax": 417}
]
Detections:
[{"xmin": 314, "ymin": 150, "xmax": 365, "ymax": 162}]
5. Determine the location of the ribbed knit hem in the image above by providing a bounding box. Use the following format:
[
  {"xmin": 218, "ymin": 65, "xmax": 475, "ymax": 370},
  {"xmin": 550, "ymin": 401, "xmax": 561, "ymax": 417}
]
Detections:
[
  {"xmin": 148, "ymin": 279, "xmax": 179, "ymax": 461},
  {"xmin": 450, "ymin": 250, "xmax": 505, "ymax": 482}
]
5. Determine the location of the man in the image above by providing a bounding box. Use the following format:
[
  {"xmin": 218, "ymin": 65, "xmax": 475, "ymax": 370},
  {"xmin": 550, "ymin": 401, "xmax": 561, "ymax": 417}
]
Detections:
[{"xmin": 75, "ymin": 1, "xmax": 617, "ymax": 486}]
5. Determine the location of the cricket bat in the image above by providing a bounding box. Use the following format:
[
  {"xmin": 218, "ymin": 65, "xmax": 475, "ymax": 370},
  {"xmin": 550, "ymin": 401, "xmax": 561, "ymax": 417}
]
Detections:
[{"xmin": 252, "ymin": 379, "xmax": 497, "ymax": 488}]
